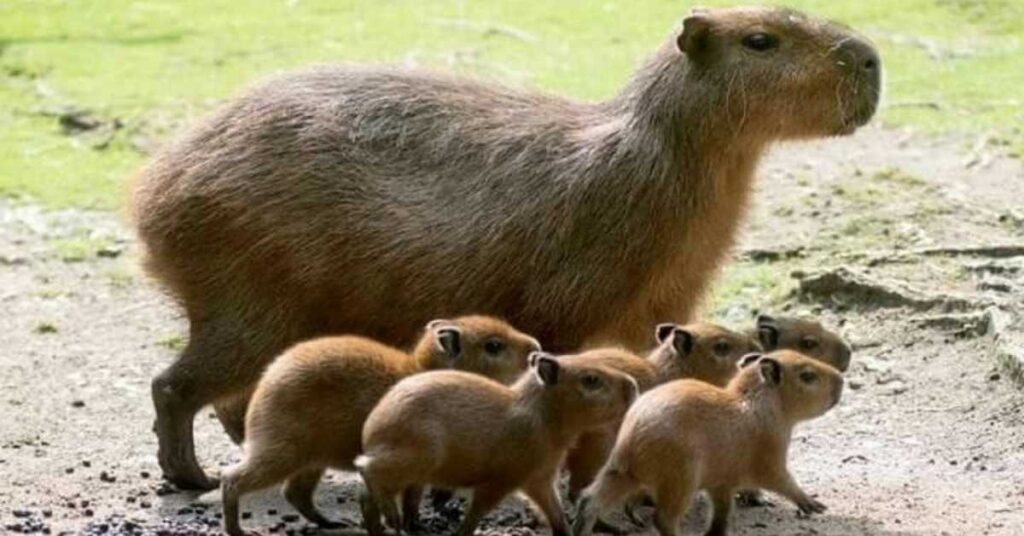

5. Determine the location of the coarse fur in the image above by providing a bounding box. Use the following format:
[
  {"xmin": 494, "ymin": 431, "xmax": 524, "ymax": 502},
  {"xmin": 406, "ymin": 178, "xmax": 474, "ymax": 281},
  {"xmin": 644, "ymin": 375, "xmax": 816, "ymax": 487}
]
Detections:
[
  {"xmin": 566, "ymin": 323, "xmax": 758, "ymax": 499},
  {"xmin": 219, "ymin": 316, "xmax": 538, "ymax": 536},
  {"xmin": 132, "ymin": 5, "xmax": 880, "ymax": 488},
  {"xmin": 574, "ymin": 350, "xmax": 844, "ymax": 536},
  {"xmin": 355, "ymin": 354, "xmax": 639, "ymax": 536}
]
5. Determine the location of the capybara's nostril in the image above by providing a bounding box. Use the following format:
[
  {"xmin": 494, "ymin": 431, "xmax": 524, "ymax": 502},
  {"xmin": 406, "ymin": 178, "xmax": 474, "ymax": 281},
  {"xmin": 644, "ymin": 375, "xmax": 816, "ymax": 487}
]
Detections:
[{"xmin": 839, "ymin": 38, "xmax": 881, "ymax": 76}]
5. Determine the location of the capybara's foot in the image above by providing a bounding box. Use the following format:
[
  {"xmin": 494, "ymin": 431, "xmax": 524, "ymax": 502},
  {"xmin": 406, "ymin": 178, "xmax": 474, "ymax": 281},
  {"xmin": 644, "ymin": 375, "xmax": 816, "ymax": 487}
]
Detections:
[{"xmin": 157, "ymin": 456, "xmax": 219, "ymax": 490}]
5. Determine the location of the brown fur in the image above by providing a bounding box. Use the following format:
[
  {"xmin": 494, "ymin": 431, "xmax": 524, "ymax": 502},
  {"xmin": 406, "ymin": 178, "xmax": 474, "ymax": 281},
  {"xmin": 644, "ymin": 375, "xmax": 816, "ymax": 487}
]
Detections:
[
  {"xmin": 355, "ymin": 354, "xmax": 639, "ymax": 536},
  {"xmin": 566, "ymin": 323, "xmax": 758, "ymax": 499},
  {"xmin": 219, "ymin": 316, "xmax": 538, "ymax": 536},
  {"xmin": 574, "ymin": 350, "xmax": 844, "ymax": 536},
  {"xmin": 131, "ymin": 5, "xmax": 879, "ymax": 488},
  {"xmin": 753, "ymin": 314, "xmax": 852, "ymax": 372}
]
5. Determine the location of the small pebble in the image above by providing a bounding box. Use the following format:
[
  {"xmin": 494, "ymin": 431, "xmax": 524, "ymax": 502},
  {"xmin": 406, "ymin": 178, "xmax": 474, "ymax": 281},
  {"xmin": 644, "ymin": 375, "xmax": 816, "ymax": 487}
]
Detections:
[
  {"xmin": 139, "ymin": 471, "xmax": 150, "ymax": 479},
  {"xmin": 99, "ymin": 471, "xmax": 116, "ymax": 483},
  {"xmin": 281, "ymin": 513, "xmax": 300, "ymax": 523},
  {"xmin": 81, "ymin": 460, "xmax": 91, "ymax": 468},
  {"xmin": 71, "ymin": 400, "xmax": 85, "ymax": 408}
]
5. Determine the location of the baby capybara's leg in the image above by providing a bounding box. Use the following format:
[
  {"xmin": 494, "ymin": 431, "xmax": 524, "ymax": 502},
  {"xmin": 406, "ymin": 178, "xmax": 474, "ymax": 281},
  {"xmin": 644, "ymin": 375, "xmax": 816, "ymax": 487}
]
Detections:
[
  {"xmin": 573, "ymin": 468, "xmax": 641, "ymax": 536},
  {"xmin": 457, "ymin": 484, "xmax": 512, "ymax": 536},
  {"xmin": 521, "ymin": 475, "xmax": 569, "ymax": 536},
  {"xmin": 566, "ymin": 429, "xmax": 616, "ymax": 501},
  {"xmin": 222, "ymin": 453, "xmax": 302, "ymax": 536},
  {"xmin": 284, "ymin": 467, "xmax": 341, "ymax": 528},
  {"xmin": 151, "ymin": 323, "xmax": 263, "ymax": 489},
  {"xmin": 214, "ymin": 389, "xmax": 253, "ymax": 445},
  {"xmin": 705, "ymin": 488, "xmax": 735, "ymax": 536},
  {"xmin": 401, "ymin": 486, "xmax": 424, "ymax": 533},
  {"xmin": 652, "ymin": 480, "xmax": 695, "ymax": 536}
]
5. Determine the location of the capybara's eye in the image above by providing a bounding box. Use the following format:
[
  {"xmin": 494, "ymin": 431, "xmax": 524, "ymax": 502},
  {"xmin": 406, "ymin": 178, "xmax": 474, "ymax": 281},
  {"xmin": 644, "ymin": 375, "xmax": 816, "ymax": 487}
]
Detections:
[
  {"xmin": 799, "ymin": 337, "xmax": 819, "ymax": 351},
  {"xmin": 799, "ymin": 371, "xmax": 818, "ymax": 384},
  {"xmin": 484, "ymin": 338, "xmax": 506, "ymax": 355},
  {"xmin": 581, "ymin": 374, "xmax": 604, "ymax": 391},
  {"xmin": 742, "ymin": 33, "xmax": 779, "ymax": 51},
  {"xmin": 713, "ymin": 341, "xmax": 731, "ymax": 356}
]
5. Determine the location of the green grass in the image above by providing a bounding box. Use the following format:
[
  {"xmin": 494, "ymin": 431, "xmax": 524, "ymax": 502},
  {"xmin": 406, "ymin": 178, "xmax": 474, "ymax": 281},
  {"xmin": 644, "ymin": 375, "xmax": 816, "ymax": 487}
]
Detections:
[{"xmin": 1, "ymin": 0, "xmax": 1022, "ymax": 209}]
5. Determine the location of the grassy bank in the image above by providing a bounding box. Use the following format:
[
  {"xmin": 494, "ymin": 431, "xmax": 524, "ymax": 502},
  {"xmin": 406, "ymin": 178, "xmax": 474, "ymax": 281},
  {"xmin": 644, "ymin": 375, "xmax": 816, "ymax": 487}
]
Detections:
[{"xmin": 1, "ymin": 0, "xmax": 1021, "ymax": 209}]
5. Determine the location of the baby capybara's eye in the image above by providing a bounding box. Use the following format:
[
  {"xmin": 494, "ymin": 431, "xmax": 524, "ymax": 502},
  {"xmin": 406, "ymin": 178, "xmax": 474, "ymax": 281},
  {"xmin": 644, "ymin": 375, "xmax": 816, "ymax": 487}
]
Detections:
[{"xmin": 484, "ymin": 338, "xmax": 506, "ymax": 355}]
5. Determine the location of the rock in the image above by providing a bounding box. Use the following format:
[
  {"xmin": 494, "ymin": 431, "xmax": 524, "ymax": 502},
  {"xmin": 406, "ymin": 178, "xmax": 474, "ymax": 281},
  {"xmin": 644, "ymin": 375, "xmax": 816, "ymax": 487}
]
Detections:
[
  {"xmin": 71, "ymin": 400, "xmax": 85, "ymax": 408},
  {"xmin": 96, "ymin": 245, "xmax": 124, "ymax": 259},
  {"xmin": 794, "ymin": 267, "xmax": 983, "ymax": 312}
]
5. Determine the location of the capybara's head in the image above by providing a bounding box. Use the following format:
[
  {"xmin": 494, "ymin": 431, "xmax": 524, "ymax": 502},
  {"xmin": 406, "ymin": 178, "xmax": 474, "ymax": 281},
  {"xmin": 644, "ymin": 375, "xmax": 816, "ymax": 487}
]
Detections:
[
  {"xmin": 756, "ymin": 314, "xmax": 852, "ymax": 372},
  {"xmin": 530, "ymin": 352, "xmax": 638, "ymax": 431},
  {"xmin": 415, "ymin": 315, "xmax": 540, "ymax": 384},
  {"xmin": 677, "ymin": 6, "xmax": 880, "ymax": 138},
  {"xmin": 738, "ymin": 350, "xmax": 844, "ymax": 422},
  {"xmin": 650, "ymin": 322, "xmax": 760, "ymax": 386}
]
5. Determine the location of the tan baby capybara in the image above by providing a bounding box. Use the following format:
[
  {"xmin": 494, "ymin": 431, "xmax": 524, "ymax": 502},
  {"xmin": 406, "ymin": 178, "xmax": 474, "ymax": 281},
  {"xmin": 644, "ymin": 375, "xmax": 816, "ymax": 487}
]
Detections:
[
  {"xmin": 753, "ymin": 314, "xmax": 852, "ymax": 372},
  {"xmin": 132, "ymin": 5, "xmax": 880, "ymax": 488},
  {"xmin": 219, "ymin": 316, "xmax": 538, "ymax": 536},
  {"xmin": 566, "ymin": 322, "xmax": 759, "ymax": 500},
  {"xmin": 574, "ymin": 351, "xmax": 844, "ymax": 536},
  {"xmin": 355, "ymin": 353, "xmax": 638, "ymax": 536}
]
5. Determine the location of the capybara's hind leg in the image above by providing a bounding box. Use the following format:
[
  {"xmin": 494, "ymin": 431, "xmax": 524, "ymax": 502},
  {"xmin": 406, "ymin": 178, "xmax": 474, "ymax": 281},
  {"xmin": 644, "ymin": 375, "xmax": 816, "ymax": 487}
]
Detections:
[
  {"xmin": 151, "ymin": 324, "xmax": 259, "ymax": 490},
  {"xmin": 284, "ymin": 467, "xmax": 341, "ymax": 528}
]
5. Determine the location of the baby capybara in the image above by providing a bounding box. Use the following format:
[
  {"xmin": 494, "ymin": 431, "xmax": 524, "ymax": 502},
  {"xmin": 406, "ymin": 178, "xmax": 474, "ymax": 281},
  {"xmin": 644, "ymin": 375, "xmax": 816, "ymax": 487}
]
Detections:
[
  {"xmin": 575, "ymin": 351, "xmax": 844, "ymax": 536},
  {"xmin": 132, "ymin": 5, "xmax": 880, "ymax": 488},
  {"xmin": 566, "ymin": 322, "xmax": 759, "ymax": 500},
  {"xmin": 219, "ymin": 316, "xmax": 537, "ymax": 536},
  {"xmin": 356, "ymin": 353, "xmax": 638, "ymax": 536},
  {"xmin": 754, "ymin": 314, "xmax": 852, "ymax": 372}
]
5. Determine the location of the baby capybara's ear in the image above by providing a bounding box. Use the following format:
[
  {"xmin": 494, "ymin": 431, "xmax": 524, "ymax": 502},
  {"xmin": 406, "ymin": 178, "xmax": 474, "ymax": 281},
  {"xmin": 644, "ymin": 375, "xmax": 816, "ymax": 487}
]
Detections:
[
  {"xmin": 738, "ymin": 352, "xmax": 762, "ymax": 370},
  {"xmin": 655, "ymin": 323, "xmax": 678, "ymax": 344},
  {"xmin": 533, "ymin": 354, "xmax": 560, "ymax": 386},
  {"xmin": 671, "ymin": 328, "xmax": 695, "ymax": 357},
  {"xmin": 435, "ymin": 327, "xmax": 462, "ymax": 358},
  {"xmin": 756, "ymin": 315, "xmax": 780, "ymax": 350},
  {"xmin": 758, "ymin": 357, "xmax": 782, "ymax": 386}
]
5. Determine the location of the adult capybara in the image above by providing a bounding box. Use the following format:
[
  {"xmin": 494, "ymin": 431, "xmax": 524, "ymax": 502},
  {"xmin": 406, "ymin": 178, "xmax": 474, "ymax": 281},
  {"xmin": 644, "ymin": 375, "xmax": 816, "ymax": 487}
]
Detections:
[{"xmin": 133, "ymin": 6, "xmax": 880, "ymax": 488}]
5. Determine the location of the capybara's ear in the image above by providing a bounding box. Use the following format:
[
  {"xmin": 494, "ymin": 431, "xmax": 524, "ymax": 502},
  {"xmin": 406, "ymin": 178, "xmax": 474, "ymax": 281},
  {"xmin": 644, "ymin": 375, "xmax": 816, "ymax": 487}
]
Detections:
[
  {"xmin": 678, "ymin": 10, "xmax": 712, "ymax": 57},
  {"xmin": 426, "ymin": 318, "xmax": 452, "ymax": 331},
  {"xmin": 738, "ymin": 352, "xmax": 762, "ymax": 369},
  {"xmin": 758, "ymin": 357, "xmax": 782, "ymax": 386},
  {"xmin": 655, "ymin": 323, "xmax": 678, "ymax": 344},
  {"xmin": 534, "ymin": 355, "xmax": 560, "ymax": 386},
  {"xmin": 672, "ymin": 328, "xmax": 695, "ymax": 357},
  {"xmin": 435, "ymin": 327, "xmax": 462, "ymax": 358},
  {"xmin": 757, "ymin": 316, "xmax": 780, "ymax": 350}
]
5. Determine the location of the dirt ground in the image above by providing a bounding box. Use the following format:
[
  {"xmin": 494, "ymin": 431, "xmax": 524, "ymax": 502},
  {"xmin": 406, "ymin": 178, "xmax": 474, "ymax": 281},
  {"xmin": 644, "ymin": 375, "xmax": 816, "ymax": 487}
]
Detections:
[{"xmin": 1, "ymin": 125, "xmax": 1022, "ymax": 535}]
